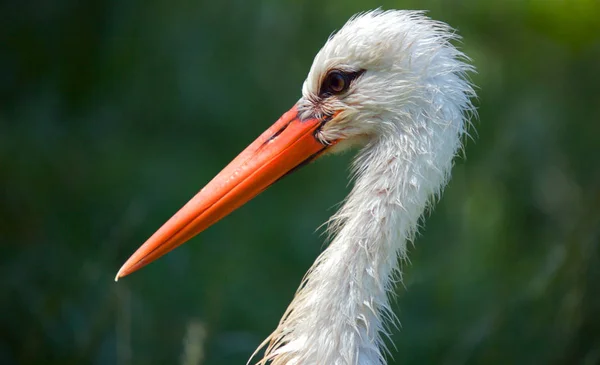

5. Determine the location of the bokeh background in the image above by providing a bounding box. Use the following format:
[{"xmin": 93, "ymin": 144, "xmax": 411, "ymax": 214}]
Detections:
[{"xmin": 2, "ymin": 0, "xmax": 600, "ymax": 364}]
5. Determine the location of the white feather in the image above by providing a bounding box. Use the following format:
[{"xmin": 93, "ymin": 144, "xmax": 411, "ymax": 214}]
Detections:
[{"xmin": 252, "ymin": 10, "xmax": 476, "ymax": 365}]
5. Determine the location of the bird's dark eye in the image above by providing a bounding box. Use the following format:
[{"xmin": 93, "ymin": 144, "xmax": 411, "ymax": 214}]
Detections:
[
  {"xmin": 320, "ymin": 69, "xmax": 365, "ymax": 97},
  {"xmin": 326, "ymin": 71, "xmax": 348, "ymax": 93}
]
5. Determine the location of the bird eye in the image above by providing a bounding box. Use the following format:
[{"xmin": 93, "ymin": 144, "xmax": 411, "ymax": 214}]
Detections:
[
  {"xmin": 326, "ymin": 71, "xmax": 348, "ymax": 94},
  {"xmin": 320, "ymin": 69, "xmax": 364, "ymax": 97}
]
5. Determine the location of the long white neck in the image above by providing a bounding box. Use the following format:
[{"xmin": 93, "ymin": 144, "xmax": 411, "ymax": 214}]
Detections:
[{"xmin": 254, "ymin": 101, "xmax": 466, "ymax": 365}]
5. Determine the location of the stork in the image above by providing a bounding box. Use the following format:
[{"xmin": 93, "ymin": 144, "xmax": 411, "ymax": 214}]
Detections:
[{"xmin": 116, "ymin": 10, "xmax": 476, "ymax": 365}]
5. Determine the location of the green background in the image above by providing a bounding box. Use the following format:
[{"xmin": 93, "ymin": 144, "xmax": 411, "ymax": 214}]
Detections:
[{"xmin": 2, "ymin": 0, "xmax": 599, "ymax": 364}]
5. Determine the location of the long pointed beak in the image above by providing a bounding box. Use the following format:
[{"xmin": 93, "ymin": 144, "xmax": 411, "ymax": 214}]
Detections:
[{"xmin": 116, "ymin": 106, "xmax": 331, "ymax": 280}]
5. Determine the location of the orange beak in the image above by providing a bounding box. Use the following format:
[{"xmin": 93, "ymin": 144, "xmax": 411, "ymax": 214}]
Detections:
[{"xmin": 116, "ymin": 105, "xmax": 332, "ymax": 280}]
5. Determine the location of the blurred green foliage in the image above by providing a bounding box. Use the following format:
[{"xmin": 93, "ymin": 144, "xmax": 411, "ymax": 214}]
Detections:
[{"xmin": 1, "ymin": 0, "xmax": 599, "ymax": 364}]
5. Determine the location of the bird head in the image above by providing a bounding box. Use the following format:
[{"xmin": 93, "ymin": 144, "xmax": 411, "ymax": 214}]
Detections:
[
  {"xmin": 297, "ymin": 10, "xmax": 472, "ymax": 153},
  {"xmin": 116, "ymin": 10, "xmax": 473, "ymax": 279}
]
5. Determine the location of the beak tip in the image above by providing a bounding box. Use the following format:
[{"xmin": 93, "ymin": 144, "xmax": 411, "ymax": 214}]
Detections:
[{"xmin": 115, "ymin": 266, "xmax": 127, "ymax": 282}]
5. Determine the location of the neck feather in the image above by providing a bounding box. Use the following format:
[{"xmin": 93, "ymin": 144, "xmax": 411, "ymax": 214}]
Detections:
[{"xmin": 254, "ymin": 104, "xmax": 466, "ymax": 365}]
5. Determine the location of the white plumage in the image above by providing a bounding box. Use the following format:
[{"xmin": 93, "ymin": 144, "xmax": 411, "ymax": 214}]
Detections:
[{"xmin": 253, "ymin": 10, "xmax": 476, "ymax": 365}]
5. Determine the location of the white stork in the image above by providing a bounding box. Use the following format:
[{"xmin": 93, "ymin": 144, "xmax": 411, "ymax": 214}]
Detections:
[{"xmin": 116, "ymin": 9, "xmax": 476, "ymax": 365}]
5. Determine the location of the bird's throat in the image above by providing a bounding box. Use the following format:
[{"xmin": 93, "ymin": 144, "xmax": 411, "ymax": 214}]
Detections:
[{"xmin": 255, "ymin": 120, "xmax": 461, "ymax": 364}]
